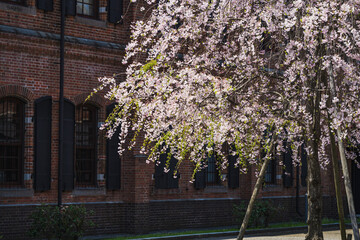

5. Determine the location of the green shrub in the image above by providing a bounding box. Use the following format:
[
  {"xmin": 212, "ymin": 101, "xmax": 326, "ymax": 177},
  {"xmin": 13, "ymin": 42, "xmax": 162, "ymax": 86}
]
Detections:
[
  {"xmin": 28, "ymin": 204, "xmax": 94, "ymax": 240},
  {"xmin": 233, "ymin": 200, "xmax": 282, "ymax": 228}
]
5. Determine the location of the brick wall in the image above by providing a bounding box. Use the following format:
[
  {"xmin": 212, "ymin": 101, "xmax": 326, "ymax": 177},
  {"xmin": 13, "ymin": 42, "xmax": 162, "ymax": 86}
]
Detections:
[
  {"xmin": 149, "ymin": 198, "xmax": 239, "ymax": 231},
  {"xmin": 0, "ymin": 195, "xmax": 345, "ymax": 240},
  {"xmin": 0, "ymin": 202, "xmax": 125, "ymax": 240}
]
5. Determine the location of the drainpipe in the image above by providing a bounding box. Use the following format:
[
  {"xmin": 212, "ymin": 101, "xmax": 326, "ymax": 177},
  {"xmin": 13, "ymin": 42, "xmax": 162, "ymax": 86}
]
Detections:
[{"xmin": 58, "ymin": 0, "xmax": 65, "ymax": 207}]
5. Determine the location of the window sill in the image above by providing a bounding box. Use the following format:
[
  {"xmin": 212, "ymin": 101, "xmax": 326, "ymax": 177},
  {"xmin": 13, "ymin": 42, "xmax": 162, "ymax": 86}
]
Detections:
[
  {"xmin": 262, "ymin": 184, "xmax": 283, "ymax": 192},
  {"xmin": 204, "ymin": 185, "xmax": 227, "ymax": 193},
  {"xmin": 0, "ymin": 188, "xmax": 34, "ymax": 197},
  {"xmin": 152, "ymin": 188, "xmax": 181, "ymax": 195},
  {"xmin": 75, "ymin": 16, "xmax": 107, "ymax": 28},
  {"xmin": 0, "ymin": 2, "xmax": 36, "ymax": 15},
  {"xmin": 72, "ymin": 188, "xmax": 106, "ymax": 196}
]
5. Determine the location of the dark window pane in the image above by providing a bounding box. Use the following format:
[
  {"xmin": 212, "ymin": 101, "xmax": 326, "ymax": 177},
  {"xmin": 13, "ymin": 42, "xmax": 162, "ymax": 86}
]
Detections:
[
  {"xmin": 75, "ymin": 104, "xmax": 97, "ymax": 187},
  {"xmin": 83, "ymin": 4, "xmax": 90, "ymax": 15},
  {"xmin": 154, "ymin": 149, "xmax": 179, "ymax": 189},
  {"xmin": 76, "ymin": 0, "xmax": 97, "ymax": 17},
  {"xmin": 206, "ymin": 154, "xmax": 220, "ymax": 185},
  {"xmin": 0, "ymin": 98, "xmax": 24, "ymax": 187},
  {"xmin": 264, "ymin": 156, "xmax": 282, "ymax": 185},
  {"xmin": 264, "ymin": 157, "xmax": 276, "ymax": 184},
  {"xmin": 76, "ymin": 4, "xmax": 82, "ymax": 13}
]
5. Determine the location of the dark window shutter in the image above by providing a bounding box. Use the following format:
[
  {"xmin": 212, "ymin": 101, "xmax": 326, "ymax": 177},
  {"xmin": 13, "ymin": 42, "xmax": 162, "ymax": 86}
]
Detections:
[
  {"xmin": 106, "ymin": 104, "xmax": 121, "ymax": 190},
  {"xmin": 34, "ymin": 96, "xmax": 52, "ymax": 191},
  {"xmin": 167, "ymin": 155, "xmax": 179, "ymax": 188},
  {"xmin": 228, "ymin": 155, "xmax": 239, "ymax": 188},
  {"xmin": 283, "ymin": 143, "xmax": 293, "ymax": 187},
  {"xmin": 155, "ymin": 152, "xmax": 167, "ymax": 189},
  {"xmin": 154, "ymin": 149, "xmax": 179, "ymax": 189},
  {"xmin": 108, "ymin": 0, "xmax": 123, "ymax": 23},
  {"xmin": 66, "ymin": 0, "xmax": 76, "ymax": 16},
  {"xmin": 36, "ymin": 0, "xmax": 53, "ymax": 11},
  {"xmin": 62, "ymin": 99, "xmax": 75, "ymax": 191},
  {"xmin": 194, "ymin": 168, "xmax": 206, "ymax": 189},
  {"xmin": 301, "ymin": 144, "xmax": 307, "ymax": 187}
]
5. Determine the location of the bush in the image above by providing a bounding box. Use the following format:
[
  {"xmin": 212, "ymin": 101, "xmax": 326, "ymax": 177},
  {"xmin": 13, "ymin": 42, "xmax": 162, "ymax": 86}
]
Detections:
[
  {"xmin": 233, "ymin": 200, "xmax": 281, "ymax": 228},
  {"xmin": 28, "ymin": 204, "xmax": 94, "ymax": 240}
]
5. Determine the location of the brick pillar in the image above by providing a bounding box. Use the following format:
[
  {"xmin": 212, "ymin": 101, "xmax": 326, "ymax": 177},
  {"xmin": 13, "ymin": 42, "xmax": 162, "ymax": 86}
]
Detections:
[
  {"xmin": 132, "ymin": 154, "xmax": 152, "ymax": 234},
  {"xmin": 123, "ymin": 147, "xmax": 153, "ymax": 234}
]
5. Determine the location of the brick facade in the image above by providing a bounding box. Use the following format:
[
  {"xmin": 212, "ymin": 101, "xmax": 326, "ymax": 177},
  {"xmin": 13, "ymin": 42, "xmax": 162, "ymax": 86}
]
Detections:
[{"xmin": 0, "ymin": 0, "xmax": 354, "ymax": 240}]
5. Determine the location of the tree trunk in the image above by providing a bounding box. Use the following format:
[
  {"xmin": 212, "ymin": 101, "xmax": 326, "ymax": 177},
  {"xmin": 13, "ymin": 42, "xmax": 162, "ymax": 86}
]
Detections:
[
  {"xmin": 305, "ymin": 139, "xmax": 324, "ymax": 240},
  {"xmin": 328, "ymin": 123, "xmax": 347, "ymax": 240},
  {"xmin": 237, "ymin": 132, "xmax": 277, "ymax": 240},
  {"xmin": 305, "ymin": 74, "xmax": 324, "ymax": 240}
]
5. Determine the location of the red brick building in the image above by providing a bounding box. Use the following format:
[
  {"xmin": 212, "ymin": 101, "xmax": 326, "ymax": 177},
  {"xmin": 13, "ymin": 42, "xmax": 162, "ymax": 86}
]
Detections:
[{"xmin": 0, "ymin": 0, "xmax": 358, "ymax": 239}]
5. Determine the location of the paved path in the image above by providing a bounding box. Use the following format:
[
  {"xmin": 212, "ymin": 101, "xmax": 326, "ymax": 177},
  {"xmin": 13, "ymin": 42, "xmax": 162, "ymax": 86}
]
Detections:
[{"xmin": 202, "ymin": 229, "xmax": 354, "ymax": 240}]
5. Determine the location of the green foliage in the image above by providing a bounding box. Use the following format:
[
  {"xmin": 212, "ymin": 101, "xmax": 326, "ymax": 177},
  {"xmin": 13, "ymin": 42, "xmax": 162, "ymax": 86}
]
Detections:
[
  {"xmin": 140, "ymin": 59, "xmax": 157, "ymax": 73},
  {"xmin": 28, "ymin": 204, "xmax": 94, "ymax": 240},
  {"xmin": 233, "ymin": 200, "xmax": 282, "ymax": 228}
]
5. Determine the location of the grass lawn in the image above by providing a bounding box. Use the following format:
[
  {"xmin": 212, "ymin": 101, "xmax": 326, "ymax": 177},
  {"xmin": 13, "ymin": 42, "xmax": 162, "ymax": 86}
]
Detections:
[{"xmin": 105, "ymin": 228, "xmax": 237, "ymax": 240}]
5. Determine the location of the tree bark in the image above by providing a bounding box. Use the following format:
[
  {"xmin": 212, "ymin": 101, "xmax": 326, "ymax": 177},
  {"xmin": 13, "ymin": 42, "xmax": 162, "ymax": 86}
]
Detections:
[
  {"xmin": 237, "ymin": 132, "xmax": 277, "ymax": 240},
  {"xmin": 305, "ymin": 75, "xmax": 324, "ymax": 240},
  {"xmin": 305, "ymin": 139, "xmax": 324, "ymax": 240},
  {"xmin": 328, "ymin": 125, "xmax": 347, "ymax": 240}
]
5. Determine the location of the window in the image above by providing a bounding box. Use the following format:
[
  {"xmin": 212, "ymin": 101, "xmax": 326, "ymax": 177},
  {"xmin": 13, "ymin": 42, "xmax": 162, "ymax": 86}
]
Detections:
[
  {"xmin": 264, "ymin": 157, "xmax": 277, "ymax": 184},
  {"xmin": 0, "ymin": 97, "xmax": 24, "ymax": 187},
  {"xmin": 206, "ymin": 153, "xmax": 221, "ymax": 185},
  {"xmin": 77, "ymin": 0, "xmax": 98, "ymax": 18},
  {"xmin": 263, "ymin": 144, "xmax": 293, "ymax": 187},
  {"xmin": 261, "ymin": 128, "xmax": 282, "ymax": 186},
  {"xmin": 154, "ymin": 149, "xmax": 179, "ymax": 189},
  {"xmin": 194, "ymin": 151, "xmax": 222, "ymax": 189},
  {"xmin": 75, "ymin": 104, "xmax": 97, "ymax": 187}
]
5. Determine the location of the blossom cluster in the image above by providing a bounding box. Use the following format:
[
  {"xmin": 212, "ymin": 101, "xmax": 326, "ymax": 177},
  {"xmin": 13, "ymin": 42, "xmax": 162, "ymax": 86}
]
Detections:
[{"xmin": 98, "ymin": 0, "xmax": 360, "ymax": 176}]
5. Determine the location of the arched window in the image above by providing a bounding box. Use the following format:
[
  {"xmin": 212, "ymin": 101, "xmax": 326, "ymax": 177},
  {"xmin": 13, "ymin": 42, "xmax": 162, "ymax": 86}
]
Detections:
[
  {"xmin": 0, "ymin": 97, "xmax": 24, "ymax": 187},
  {"xmin": 75, "ymin": 104, "xmax": 97, "ymax": 187}
]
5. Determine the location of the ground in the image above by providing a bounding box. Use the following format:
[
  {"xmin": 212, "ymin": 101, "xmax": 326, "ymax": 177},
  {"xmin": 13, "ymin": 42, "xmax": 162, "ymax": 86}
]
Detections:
[{"xmin": 201, "ymin": 229, "xmax": 354, "ymax": 240}]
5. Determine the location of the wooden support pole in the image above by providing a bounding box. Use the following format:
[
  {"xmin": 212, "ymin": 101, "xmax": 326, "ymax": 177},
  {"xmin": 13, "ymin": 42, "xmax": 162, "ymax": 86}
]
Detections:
[{"xmin": 328, "ymin": 63, "xmax": 359, "ymax": 240}]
